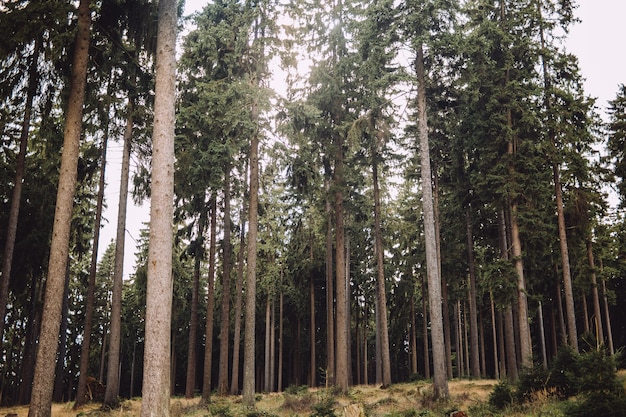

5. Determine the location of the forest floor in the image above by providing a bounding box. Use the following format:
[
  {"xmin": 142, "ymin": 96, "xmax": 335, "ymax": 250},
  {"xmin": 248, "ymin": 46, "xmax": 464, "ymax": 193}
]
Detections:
[
  {"xmin": 0, "ymin": 379, "xmax": 498, "ymax": 417},
  {"xmin": 0, "ymin": 374, "xmax": 584, "ymax": 417}
]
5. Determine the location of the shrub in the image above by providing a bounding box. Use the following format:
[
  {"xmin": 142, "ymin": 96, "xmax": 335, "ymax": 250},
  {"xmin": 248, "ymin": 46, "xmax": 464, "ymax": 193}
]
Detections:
[
  {"xmin": 488, "ymin": 380, "xmax": 514, "ymax": 410},
  {"xmin": 310, "ymin": 396, "xmax": 337, "ymax": 417}
]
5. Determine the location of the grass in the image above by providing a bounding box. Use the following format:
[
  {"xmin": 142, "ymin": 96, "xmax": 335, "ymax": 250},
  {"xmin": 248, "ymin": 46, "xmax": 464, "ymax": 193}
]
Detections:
[{"xmin": 0, "ymin": 377, "xmax": 614, "ymax": 417}]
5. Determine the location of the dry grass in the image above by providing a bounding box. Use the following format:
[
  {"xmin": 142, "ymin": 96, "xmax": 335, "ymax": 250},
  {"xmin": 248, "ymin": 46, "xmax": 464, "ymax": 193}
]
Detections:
[{"xmin": 0, "ymin": 379, "xmax": 498, "ymax": 417}]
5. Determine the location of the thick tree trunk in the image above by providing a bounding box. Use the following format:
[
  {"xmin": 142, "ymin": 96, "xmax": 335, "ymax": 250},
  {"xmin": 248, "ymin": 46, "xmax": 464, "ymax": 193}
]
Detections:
[
  {"xmin": 600, "ymin": 272, "xmax": 614, "ymax": 355},
  {"xmin": 416, "ymin": 44, "xmax": 448, "ymax": 399},
  {"xmin": 28, "ymin": 1, "xmax": 91, "ymax": 415},
  {"xmin": 104, "ymin": 103, "xmax": 133, "ymax": 408},
  {"xmin": 218, "ymin": 162, "xmax": 233, "ymax": 395},
  {"xmin": 309, "ymin": 250, "xmax": 316, "ymax": 387},
  {"xmin": 139, "ymin": 0, "xmax": 176, "ymax": 413},
  {"xmin": 334, "ymin": 138, "xmax": 349, "ymax": 392},
  {"xmin": 264, "ymin": 295, "xmax": 271, "ymax": 392},
  {"xmin": 202, "ymin": 196, "xmax": 218, "ymax": 404},
  {"xmin": 410, "ymin": 295, "xmax": 418, "ymax": 376}
]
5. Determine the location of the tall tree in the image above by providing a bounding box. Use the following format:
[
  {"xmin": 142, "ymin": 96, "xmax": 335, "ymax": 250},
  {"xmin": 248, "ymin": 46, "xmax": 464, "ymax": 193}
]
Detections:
[
  {"xmin": 27, "ymin": 0, "xmax": 91, "ymax": 415},
  {"xmin": 140, "ymin": 0, "xmax": 176, "ymax": 414},
  {"xmin": 415, "ymin": 43, "xmax": 449, "ymax": 400}
]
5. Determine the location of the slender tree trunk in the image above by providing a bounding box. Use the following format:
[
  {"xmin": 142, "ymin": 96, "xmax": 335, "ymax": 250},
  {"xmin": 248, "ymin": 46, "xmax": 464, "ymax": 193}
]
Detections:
[
  {"xmin": 587, "ymin": 240, "xmax": 603, "ymax": 345},
  {"xmin": 410, "ymin": 295, "xmax": 418, "ymax": 376},
  {"xmin": 104, "ymin": 102, "xmax": 133, "ymax": 408},
  {"xmin": 600, "ymin": 268, "xmax": 614, "ymax": 355},
  {"xmin": 421, "ymin": 275, "xmax": 430, "ymax": 379},
  {"xmin": 75, "ymin": 129, "xmax": 108, "ymax": 408},
  {"xmin": 20, "ymin": 279, "xmax": 42, "ymax": 404},
  {"xmin": 0, "ymin": 39, "xmax": 40, "ymax": 346},
  {"xmin": 139, "ymin": 0, "xmax": 176, "ymax": 413},
  {"xmin": 433, "ymin": 167, "xmax": 453, "ymax": 380},
  {"xmin": 324, "ymin": 169, "xmax": 335, "ymax": 387},
  {"xmin": 242, "ymin": 85, "xmax": 260, "ymax": 407},
  {"xmin": 264, "ymin": 295, "xmax": 271, "ymax": 392},
  {"xmin": 185, "ymin": 217, "xmax": 205, "ymax": 398},
  {"xmin": 309, "ymin": 247, "xmax": 316, "ymax": 387},
  {"xmin": 538, "ymin": 301, "xmax": 548, "ymax": 370},
  {"xmin": 372, "ymin": 156, "xmax": 391, "ymax": 386},
  {"xmin": 278, "ymin": 290, "xmax": 284, "ymax": 392},
  {"xmin": 490, "ymin": 293, "xmax": 499, "ymax": 379},
  {"xmin": 504, "ymin": 306, "xmax": 518, "ymax": 381},
  {"xmin": 465, "ymin": 209, "xmax": 480, "ymax": 378},
  {"xmin": 555, "ymin": 270, "xmax": 567, "ymax": 346},
  {"xmin": 218, "ymin": 162, "xmax": 233, "ymax": 395},
  {"xmin": 230, "ymin": 174, "xmax": 247, "ymax": 395},
  {"xmin": 202, "ymin": 196, "xmax": 217, "ymax": 404},
  {"xmin": 416, "ymin": 44, "xmax": 448, "ymax": 399},
  {"xmin": 581, "ymin": 295, "xmax": 590, "ymax": 334},
  {"xmin": 28, "ymin": 1, "xmax": 91, "ymax": 415}
]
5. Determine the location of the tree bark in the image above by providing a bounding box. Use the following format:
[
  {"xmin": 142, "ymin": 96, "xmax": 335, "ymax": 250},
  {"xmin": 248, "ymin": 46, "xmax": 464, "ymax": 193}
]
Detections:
[
  {"xmin": 372, "ymin": 155, "xmax": 391, "ymax": 386},
  {"xmin": 324, "ymin": 169, "xmax": 335, "ymax": 387},
  {"xmin": 140, "ymin": 0, "xmax": 177, "ymax": 413},
  {"xmin": 218, "ymin": 162, "xmax": 233, "ymax": 395},
  {"xmin": 587, "ymin": 240, "xmax": 603, "ymax": 345},
  {"xmin": 104, "ymin": 102, "xmax": 133, "ymax": 408},
  {"xmin": 242, "ymin": 86, "xmax": 260, "ymax": 407},
  {"xmin": 28, "ymin": 1, "xmax": 91, "ymax": 414},
  {"xmin": 230, "ymin": 174, "xmax": 247, "ymax": 395},
  {"xmin": 416, "ymin": 44, "xmax": 448, "ymax": 399},
  {"xmin": 465, "ymin": 208, "xmax": 480, "ymax": 378},
  {"xmin": 202, "ymin": 195, "xmax": 217, "ymax": 404},
  {"xmin": 75, "ymin": 114, "xmax": 108, "ymax": 409}
]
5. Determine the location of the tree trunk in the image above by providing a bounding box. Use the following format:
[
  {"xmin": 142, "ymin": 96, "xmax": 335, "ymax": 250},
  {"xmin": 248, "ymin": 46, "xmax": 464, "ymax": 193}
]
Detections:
[
  {"xmin": 278, "ymin": 289, "xmax": 284, "ymax": 392},
  {"xmin": 416, "ymin": 44, "xmax": 448, "ymax": 399},
  {"xmin": 104, "ymin": 102, "xmax": 133, "ymax": 408},
  {"xmin": 28, "ymin": 1, "xmax": 91, "ymax": 415},
  {"xmin": 53, "ymin": 267, "xmax": 71, "ymax": 403},
  {"xmin": 218, "ymin": 162, "xmax": 233, "ymax": 395},
  {"xmin": 75, "ymin": 117, "xmax": 108, "ymax": 409},
  {"xmin": 264, "ymin": 295, "xmax": 271, "ymax": 392},
  {"xmin": 465, "ymin": 208, "xmax": 480, "ymax": 378},
  {"xmin": 139, "ymin": 0, "xmax": 177, "ymax": 412},
  {"xmin": 324, "ymin": 169, "xmax": 335, "ymax": 387},
  {"xmin": 230, "ymin": 174, "xmax": 247, "ymax": 395},
  {"xmin": 538, "ymin": 301, "xmax": 548, "ymax": 370},
  {"xmin": 587, "ymin": 240, "xmax": 603, "ymax": 345},
  {"xmin": 184, "ymin": 218, "xmax": 205, "ymax": 399},
  {"xmin": 600, "ymin": 268, "xmax": 614, "ymax": 355},
  {"xmin": 334, "ymin": 134, "xmax": 349, "ymax": 392},
  {"xmin": 242, "ymin": 85, "xmax": 260, "ymax": 407},
  {"xmin": 0, "ymin": 38, "xmax": 39, "ymax": 345},
  {"xmin": 555, "ymin": 269, "xmax": 567, "ymax": 346},
  {"xmin": 202, "ymin": 195, "xmax": 218, "ymax": 404},
  {"xmin": 309, "ymin": 247, "xmax": 316, "ymax": 387},
  {"xmin": 372, "ymin": 156, "xmax": 391, "ymax": 386},
  {"xmin": 410, "ymin": 295, "xmax": 418, "ymax": 376},
  {"xmin": 421, "ymin": 275, "xmax": 430, "ymax": 380},
  {"xmin": 490, "ymin": 293, "xmax": 499, "ymax": 379}
]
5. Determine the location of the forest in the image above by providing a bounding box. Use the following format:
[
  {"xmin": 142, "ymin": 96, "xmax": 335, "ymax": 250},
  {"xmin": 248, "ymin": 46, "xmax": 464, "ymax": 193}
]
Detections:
[{"xmin": 1, "ymin": 0, "xmax": 626, "ymax": 415}]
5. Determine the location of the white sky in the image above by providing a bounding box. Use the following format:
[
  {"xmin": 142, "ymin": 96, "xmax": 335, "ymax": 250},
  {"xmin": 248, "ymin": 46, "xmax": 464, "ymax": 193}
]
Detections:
[{"xmin": 97, "ymin": 0, "xmax": 626, "ymax": 277}]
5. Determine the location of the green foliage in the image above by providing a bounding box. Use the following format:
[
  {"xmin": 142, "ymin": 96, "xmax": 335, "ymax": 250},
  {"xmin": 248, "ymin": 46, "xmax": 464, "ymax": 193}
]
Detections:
[
  {"xmin": 208, "ymin": 404, "xmax": 233, "ymax": 417},
  {"xmin": 310, "ymin": 395, "xmax": 337, "ymax": 417},
  {"xmin": 488, "ymin": 380, "xmax": 514, "ymax": 410},
  {"xmin": 489, "ymin": 346, "xmax": 624, "ymax": 415}
]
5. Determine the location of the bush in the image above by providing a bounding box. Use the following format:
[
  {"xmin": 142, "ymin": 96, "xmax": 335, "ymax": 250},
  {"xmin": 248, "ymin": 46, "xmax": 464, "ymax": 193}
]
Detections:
[
  {"xmin": 515, "ymin": 365, "xmax": 550, "ymax": 403},
  {"xmin": 488, "ymin": 380, "xmax": 514, "ymax": 410},
  {"xmin": 546, "ymin": 345, "xmax": 581, "ymax": 399},
  {"xmin": 310, "ymin": 396, "xmax": 337, "ymax": 417}
]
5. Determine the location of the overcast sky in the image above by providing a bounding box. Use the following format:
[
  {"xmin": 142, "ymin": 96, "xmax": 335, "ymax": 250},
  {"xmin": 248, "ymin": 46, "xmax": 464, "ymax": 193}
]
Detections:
[{"xmin": 99, "ymin": 0, "xmax": 626, "ymax": 276}]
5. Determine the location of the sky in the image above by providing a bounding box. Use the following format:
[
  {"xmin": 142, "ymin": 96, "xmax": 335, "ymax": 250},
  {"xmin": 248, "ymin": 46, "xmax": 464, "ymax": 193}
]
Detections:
[{"xmin": 97, "ymin": 0, "xmax": 626, "ymax": 278}]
